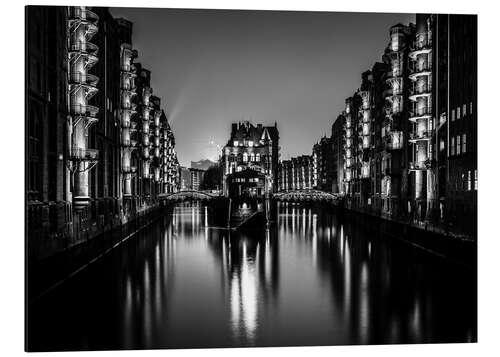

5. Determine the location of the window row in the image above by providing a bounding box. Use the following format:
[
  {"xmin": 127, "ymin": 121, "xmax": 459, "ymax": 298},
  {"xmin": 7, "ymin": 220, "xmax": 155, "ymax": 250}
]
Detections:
[
  {"xmin": 455, "ymin": 169, "xmax": 478, "ymax": 191},
  {"xmin": 451, "ymin": 101, "xmax": 474, "ymax": 121},
  {"xmin": 450, "ymin": 134, "xmax": 467, "ymax": 156}
]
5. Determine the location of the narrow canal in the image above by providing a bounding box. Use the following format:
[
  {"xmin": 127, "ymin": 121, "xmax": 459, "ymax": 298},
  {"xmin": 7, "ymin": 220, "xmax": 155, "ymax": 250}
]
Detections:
[{"xmin": 27, "ymin": 202, "xmax": 476, "ymax": 351}]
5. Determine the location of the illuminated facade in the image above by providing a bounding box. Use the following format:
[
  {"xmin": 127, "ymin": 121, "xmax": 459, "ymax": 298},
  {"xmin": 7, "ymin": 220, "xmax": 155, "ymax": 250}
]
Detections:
[
  {"xmin": 381, "ymin": 23, "xmax": 414, "ymax": 217},
  {"xmin": 312, "ymin": 136, "xmax": 334, "ymax": 192},
  {"xmin": 67, "ymin": 6, "xmax": 100, "ymax": 208},
  {"xmin": 408, "ymin": 15, "xmax": 435, "ymax": 221},
  {"xmin": 278, "ymin": 155, "xmax": 313, "ymax": 191},
  {"xmin": 334, "ymin": 15, "xmax": 476, "ymax": 237},
  {"xmin": 26, "ymin": 6, "xmax": 180, "ymax": 265},
  {"xmin": 222, "ymin": 121, "xmax": 280, "ymax": 196}
]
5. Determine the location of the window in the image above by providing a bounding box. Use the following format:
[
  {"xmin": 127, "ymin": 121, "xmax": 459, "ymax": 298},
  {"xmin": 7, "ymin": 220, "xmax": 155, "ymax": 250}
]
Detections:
[
  {"xmin": 233, "ymin": 140, "xmax": 239, "ymax": 146},
  {"xmin": 243, "ymin": 152, "xmax": 248, "ymax": 162},
  {"xmin": 457, "ymin": 106, "xmax": 461, "ymax": 119},
  {"xmin": 463, "ymin": 104, "xmax": 467, "ymax": 117},
  {"xmin": 467, "ymin": 170, "xmax": 472, "ymax": 191},
  {"xmin": 247, "ymin": 141, "xmax": 254, "ymax": 147},
  {"xmin": 256, "ymin": 153, "xmax": 260, "ymax": 162},
  {"xmin": 439, "ymin": 139, "xmax": 445, "ymax": 151},
  {"xmin": 470, "ymin": 101, "xmax": 473, "ymax": 115},
  {"xmin": 457, "ymin": 135, "xmax": 461, "ymax": 155},
  {"xmin": 451, "ymin": 109, "xmax": 455, "ymax": 121},
  {"xmin": 451, "ymin": 137, "xmax": 455, "ymax": 155},
  {"xmin": 474, "ymin": 170, "xmax": 478, "ymax": 190},
  {"xmin": 462, "ymin": 134, "xmax": 467, "ymax": 153}
]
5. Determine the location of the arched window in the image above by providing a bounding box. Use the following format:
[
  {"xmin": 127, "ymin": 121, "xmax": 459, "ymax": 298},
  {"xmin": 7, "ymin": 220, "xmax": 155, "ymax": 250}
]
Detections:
[
  {"xmin": 250, "ymin": 153, "xmax": 255, "ymax": 162},
  {"xmin": 243, "ymin": 152, "xmax": 248, "ymax": 162},
  {"xmin": 255, "ymin": 153, "xmax": 260, "ymax": 162}
]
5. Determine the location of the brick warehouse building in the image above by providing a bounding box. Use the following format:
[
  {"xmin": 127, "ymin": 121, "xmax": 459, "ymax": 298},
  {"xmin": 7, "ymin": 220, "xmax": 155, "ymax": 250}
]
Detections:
[
  {"xmin": 26, "ymin": 6, "xmax": 180, "ymax": 270},
  {"xmin": 222, "ymin": 121, "xmax": 280, "ymax": 197},
  {"xmin": 327, "ymin": 14, "xmax": 477, "ymax": 238}
]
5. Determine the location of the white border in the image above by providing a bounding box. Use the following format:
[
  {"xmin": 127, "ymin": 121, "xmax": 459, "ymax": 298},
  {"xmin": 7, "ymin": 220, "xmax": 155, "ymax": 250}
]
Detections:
[{"xmin": 2, "ymin": 0, "xmax": 498, "ymax": 356}]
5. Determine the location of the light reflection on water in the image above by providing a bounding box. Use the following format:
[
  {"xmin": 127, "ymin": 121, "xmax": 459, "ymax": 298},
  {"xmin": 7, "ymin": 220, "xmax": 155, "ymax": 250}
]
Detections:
[{"xmin": 28, "ymin": 202, "xmax": 477, "ymax": 351}]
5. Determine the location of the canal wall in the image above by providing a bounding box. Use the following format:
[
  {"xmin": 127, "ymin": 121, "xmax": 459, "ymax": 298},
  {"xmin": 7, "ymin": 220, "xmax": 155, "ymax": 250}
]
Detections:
[
  {"xmin": 27, "ymin": 204, "xmax": 172, "ymax": 302},
  {"xmin": 341, "ymin": 206, "xmax": 476, "ymax": 268}
]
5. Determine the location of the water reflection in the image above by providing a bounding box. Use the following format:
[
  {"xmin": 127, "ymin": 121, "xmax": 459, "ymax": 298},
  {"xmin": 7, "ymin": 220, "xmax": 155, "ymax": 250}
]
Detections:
[{"xmin": 27, "ymin": 202, "xmax": 476, "ymax": 351}]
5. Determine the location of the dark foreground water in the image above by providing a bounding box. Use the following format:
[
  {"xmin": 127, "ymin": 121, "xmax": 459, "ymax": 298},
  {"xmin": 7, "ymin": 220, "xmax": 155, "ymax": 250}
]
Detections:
[{"xmin": 27, "ymin": 202, "xmax": 476, "ymax": 351}]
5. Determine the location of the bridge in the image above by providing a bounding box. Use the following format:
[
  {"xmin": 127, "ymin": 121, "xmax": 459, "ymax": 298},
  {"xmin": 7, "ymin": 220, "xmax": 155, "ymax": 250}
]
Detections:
[
  {"xmin": 158, "ymin": 190, "xmax": 222, "ymax": 202},
  {"xmin": 273, "ymin": 189, "xmax": 342, "ymax": 204}
]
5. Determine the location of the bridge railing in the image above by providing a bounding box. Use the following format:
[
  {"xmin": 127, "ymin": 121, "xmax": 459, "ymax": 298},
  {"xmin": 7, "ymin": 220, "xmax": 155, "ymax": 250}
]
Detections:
[{"xmin": 273, "ymin": 190, "xmax": 343, "ymax": 204}]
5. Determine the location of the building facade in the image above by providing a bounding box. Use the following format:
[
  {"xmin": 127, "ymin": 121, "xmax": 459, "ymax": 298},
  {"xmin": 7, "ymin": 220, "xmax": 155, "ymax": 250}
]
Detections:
[
  {"xmin": 278, "ymin": 155, "xmax": 314, "ymax": 191},
  {"xmin": 222, "ymin": 121, "xmax": 280, "ymax": 197},
  {"xmin": 331, "ymin": 14, "xmax": 477, "ymax": 238},
  {"xmin": 26, "ymin": 6, "xmax": 180, "ymax": 265}
]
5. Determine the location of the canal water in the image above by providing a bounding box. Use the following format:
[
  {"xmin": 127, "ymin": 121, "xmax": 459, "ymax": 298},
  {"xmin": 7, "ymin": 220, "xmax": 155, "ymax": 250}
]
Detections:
[{"xmin": 27, "ymin": 202, "xmax": 476, "ymax": 351}]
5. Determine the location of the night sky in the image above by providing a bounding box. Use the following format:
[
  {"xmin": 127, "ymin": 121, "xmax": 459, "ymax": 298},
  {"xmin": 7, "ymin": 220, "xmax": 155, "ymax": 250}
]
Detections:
[{"xmin": 110, "ymin": 7, "xmax": 414, "ymax": 166}]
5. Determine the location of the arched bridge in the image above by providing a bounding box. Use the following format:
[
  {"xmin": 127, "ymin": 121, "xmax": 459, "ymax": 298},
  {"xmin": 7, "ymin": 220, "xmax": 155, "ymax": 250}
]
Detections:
[
  {"xmin": 273, "ymin": 189, "xmax": 342, "ymax": 204},
  {"xmin": 158, "ymin": 190, "xmax": 222, "ymax": 202}
]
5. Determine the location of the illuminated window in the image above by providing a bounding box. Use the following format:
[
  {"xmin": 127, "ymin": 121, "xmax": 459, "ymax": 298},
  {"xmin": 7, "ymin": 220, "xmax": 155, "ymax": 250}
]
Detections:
[
  {"xmin": 250, "ymin": 153, "xmax": 255, "ymax": 162},
  {"xmin": 463, "ymin": 104, "xmax": 467, "ymax": 116},
  {"xmin": 457, "ymin": 135, "xmax": 461, "ymax": 155},
  {"xmin": 256, "ymin": 153, "xmax": 260, "ymax": 162},
  {"xmin": 243, "ymin": 152, "xmax": 248, "ymax": 162},
  {"xmin": 247, "ymin": 141, "xmax": 254, "ymax": 147},
  {"xmin": 470, "ymin": 101, "xmax": 473, "ymax": 115},
  {"xmin": 439, "ymin": 139, "xmax": 445, "ymax": 151},
  {"xmin": 462, "ymin": 134, "xmax": 467, "ymax": 153},
  {"xmin": 457, "ymin": 106, "xmax": 461, "ymax": 119},
  {"xmin": 451, "ymin": 137, "xmax": 455, "ymax": 155},
  {"xmin": 451, "ymin": 109, "xmax": 455, "ymax": 121},
  {"xmin": 474, "ymin": 170, "xmax": 478, "ymax": 190},
  {"xmin": 233, "ymin": 140, "xmax": 239, "ymax": 146},
  {"xmin": 467, "ymin": 170, "xmax": 472, "ymax": 191}
]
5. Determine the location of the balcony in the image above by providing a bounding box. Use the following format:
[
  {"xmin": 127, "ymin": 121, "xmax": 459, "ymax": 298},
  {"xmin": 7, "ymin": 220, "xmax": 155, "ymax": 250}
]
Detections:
[
  {"xmin": 69, "ymin": 146, "xmax": 99, "ymax": 161},
  {"xmin": 409, "ymin": 39, "xmax": 432, "ymax": 59},
  {"xmin": 69, "ymin": 41, "xmax": 99, "ymax": 56},
  {"xmin": 409, "ymin": 63, "xmax": 432, "ymax": 81},
  {"xmin": 68, "ymin": 8, "xmax": 98, "ymax": 39},
  {"xmin": 409, "ymin": 130, "xmax": 433, "ymax": 142},
  {"xmin": 409, "ymin": 86, "xmax": 432, "ymax": 102},
  {"xmin": 68, "ymin": 7, "xmax": 99, "ymax": 24},
  {"xmin": 71, "ymin": 103, "xmax": 99, "ymax": 118},
  {"xmin": 69, "ymin": 72, "xmax": 99, "ymax": 87},
  {"xmin": 409, "ymin": 108, "xmax": 432, "ymax": 122}
]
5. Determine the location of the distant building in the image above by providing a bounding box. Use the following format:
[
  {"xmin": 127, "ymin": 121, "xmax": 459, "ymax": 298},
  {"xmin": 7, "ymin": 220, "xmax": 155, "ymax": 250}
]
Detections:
[
  {"xmin": 331, "ymin": 115, "xmax": 345, "ymax": 194},
  {"xmin": 189, "ymin": 168, "xmax": 205, "ymax": 191},
  {"xmin": 222, "ymin": 121, "xmax": 280, "ymax": 197},
  {"xmin": 278, "ymin": 155, "xmax": 313, "ymax": 191},
  {"xmin": 179, "ymin": 166, "xmax": 191, "ymax": 191},
  {"xmin": 312, "ymin": 136, "xmax": 334, "ymax": 191}
]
